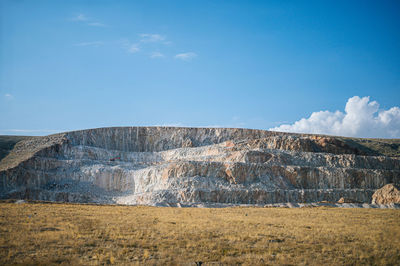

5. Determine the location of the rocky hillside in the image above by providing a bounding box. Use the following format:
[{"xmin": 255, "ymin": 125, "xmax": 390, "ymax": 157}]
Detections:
[
  {"xmin": 0, "ymin": 127, "xmax": 399, "ymax": 205},
  {"xmin": 0, "ymin": 135, "xmax": 32, "ymax": 162}
]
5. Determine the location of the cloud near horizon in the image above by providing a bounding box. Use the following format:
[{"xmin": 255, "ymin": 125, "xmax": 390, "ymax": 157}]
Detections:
[
  {"xmin": 270, "ymin": 96, "xmax": 400, "ymax": 138},
  {"xmin": 0, "ymin": 129, "xmax": 67, "ymax": 136}
]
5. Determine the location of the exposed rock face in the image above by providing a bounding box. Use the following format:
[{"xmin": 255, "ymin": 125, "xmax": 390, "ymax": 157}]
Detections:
[
  {"xmin": 0, "ymin": 127, "xmax": 399, "ymax": 205},
  {"xmin": 371, "ymin": 184, "xmax": 400, "ymax": 204}
]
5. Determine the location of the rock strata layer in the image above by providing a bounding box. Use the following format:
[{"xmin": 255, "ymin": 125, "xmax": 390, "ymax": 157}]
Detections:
[{"xmin": 0, "ymin": 127, "xmax": 399, "ymax": 206}]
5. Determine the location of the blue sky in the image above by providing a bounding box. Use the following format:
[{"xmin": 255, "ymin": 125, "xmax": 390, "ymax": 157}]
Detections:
[{"xmin": 1, "ymin": 0, "xmax": 399, "ymax": 137}]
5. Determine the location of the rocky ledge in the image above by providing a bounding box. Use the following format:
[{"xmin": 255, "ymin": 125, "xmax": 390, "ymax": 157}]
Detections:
[{"xmin": 0, "ymin": 127, "xmax": 399, "ymax": 206}]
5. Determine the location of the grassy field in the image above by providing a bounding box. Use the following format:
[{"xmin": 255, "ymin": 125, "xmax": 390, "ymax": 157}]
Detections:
[
  {"xmin": 1, "ymin": 202, "xmax": 399, "ymax": 265},
  {"xmin": 339, "ymin": 137, "xmax": 400, "ymax": 157}
]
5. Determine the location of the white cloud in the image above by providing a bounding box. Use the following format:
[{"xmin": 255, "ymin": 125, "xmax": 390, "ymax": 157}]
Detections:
[
  {"xmin": 71, "ymin": 14, "xmax": 89, "ymax": 21},
  {"xmin": 0, "ymin": 129, "xmax": 66, "ymax": 136},
  {"xmin": 150, "ymin": 51, "xmax": 164, "ymax": 58},
  {"xmin": 70, "ymin": 14, "xmax": 106, "ymax": 27},
  {"xmin": 139, "ymin": 34, "xmax": 165, "ymax": 43},
  {"xmin": 128, "ymin": 44, "xmax": 140, "ymax": 53},
  {"xmin": 87, "ymin": 22, "xmax": 106, "ymax": 27},
  {"xmin": 119, "ymin": 40, "xmax": 140, "ymax": 54},
  {"xmin": 175, "ymin": 52, "xmax": 197, "ymax": 61},
  {"xmin": 0, "ymin": 129, "xmax": 59, "ymax": 133},
  {"xmin": 74, "ymin": 41, "xmax": 103, "ymax": 47},
  {"xmin": 154, "ymin": 123, "xmax": 185, "ymax": 127},
  {"xmin": 4, "ymin": 93, "xmax": 13, "ymax": 100},
  {"xmin": 270, "ymin": 96, "xmax": 400, "ymax": 138}
]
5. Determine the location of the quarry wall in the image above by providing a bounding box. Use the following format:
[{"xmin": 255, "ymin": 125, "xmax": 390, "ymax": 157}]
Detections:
[{"xmin": 0, "ymin": 127, "xmax": 399, "ymax": 205}]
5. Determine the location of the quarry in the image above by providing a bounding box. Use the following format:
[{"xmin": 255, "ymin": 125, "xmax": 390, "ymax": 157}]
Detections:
[{"xmin": 0, "ymin": 127, "xmax": 399, "ymax": 207}]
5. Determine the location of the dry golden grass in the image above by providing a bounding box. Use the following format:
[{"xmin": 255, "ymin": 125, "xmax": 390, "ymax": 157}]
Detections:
[{"xmin": 1, "ymin": 202, "xmax": 399, "ymax": 265}]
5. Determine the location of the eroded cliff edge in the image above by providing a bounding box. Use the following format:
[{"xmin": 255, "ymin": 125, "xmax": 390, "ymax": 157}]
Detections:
[{"xmin": 0, "ymin": 127, "xmax": 399, "ymax": 205}]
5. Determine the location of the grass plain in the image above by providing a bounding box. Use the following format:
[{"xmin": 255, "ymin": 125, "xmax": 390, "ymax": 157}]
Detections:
[{"xmin": 1, "ymin": 202, "xmax": 399, "ymax": 265}]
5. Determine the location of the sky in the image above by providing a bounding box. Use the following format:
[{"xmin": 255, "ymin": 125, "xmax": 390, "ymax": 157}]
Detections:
[{"xmin": 1, "ymin": 0, "xmax": 399, "ymax": 138}]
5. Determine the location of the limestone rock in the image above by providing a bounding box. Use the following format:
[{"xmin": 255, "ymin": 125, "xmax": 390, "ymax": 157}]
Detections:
[
  {"xmin": 0, "ymin": 127, "xmax": 399, "ymax": 206},
  {"xmin": 371, "ymin": 184, "xmax": 400, "ymax": 204},
  {"xmin": 337, "ymin": 197, "xmax": 361, "ymax": 204}
]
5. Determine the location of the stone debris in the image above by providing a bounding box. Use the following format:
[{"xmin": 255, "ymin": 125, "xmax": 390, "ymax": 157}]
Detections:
[
  {"xmin": 371, "ymin": 183, "xmax": 400, "ymax": 204},
  {"xmin": 337, "ymin": 197, "xmax": 362, "ymax": 204}
]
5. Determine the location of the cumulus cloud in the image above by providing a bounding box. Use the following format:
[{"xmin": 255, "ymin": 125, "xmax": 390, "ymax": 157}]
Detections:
[
  {"xmin": 270, "ymin": 96, "xmax": 400, "ymax": 138},
  {"xmin": 175, "ymin": 52, "xmax": 197, "ymax": 61}
]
